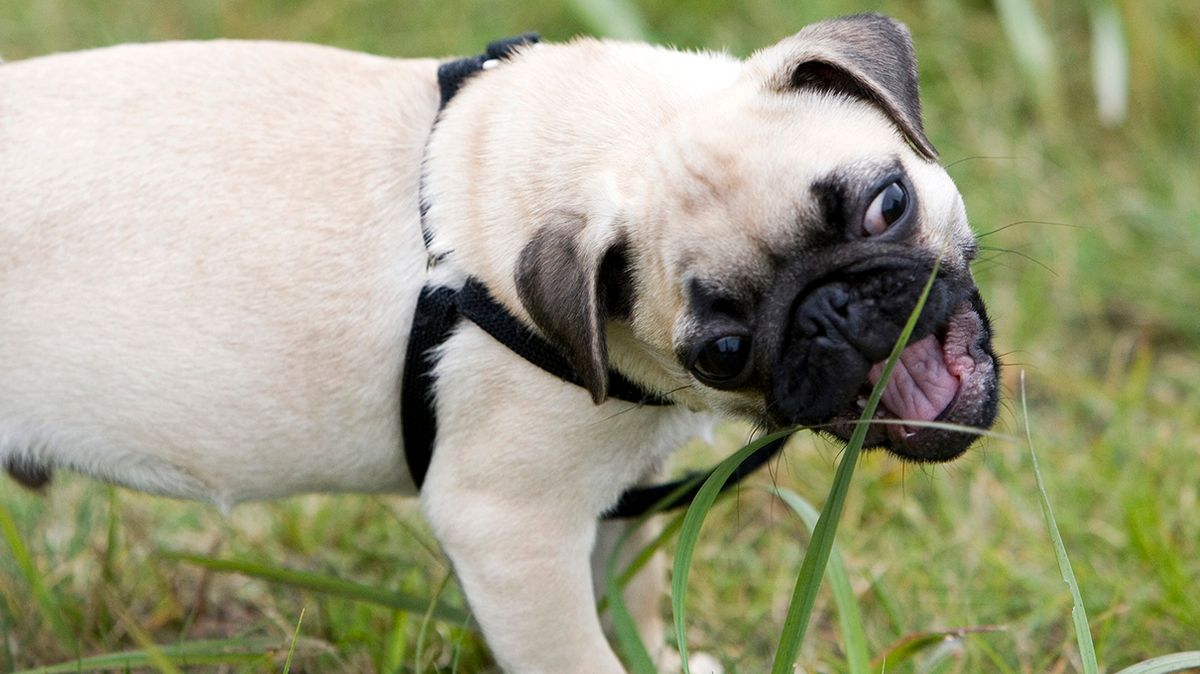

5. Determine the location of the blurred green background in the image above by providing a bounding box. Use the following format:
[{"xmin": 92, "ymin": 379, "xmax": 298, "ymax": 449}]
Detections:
[{"xmin": 1, "ymin": 1, "xmax": 1198, "ymax": 672}]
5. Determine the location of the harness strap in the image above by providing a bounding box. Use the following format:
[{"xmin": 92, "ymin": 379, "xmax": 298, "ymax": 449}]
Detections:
[
  {"xmin": 437, "ymin": 32, "xmax": 541, "ymax": 107},
  {"xmin": 400, "ymin": 286, "xmax": 459, "ymax": 489},
  {"xmin": 403, "ymin": 34, "xmax": 789, "ymax": 518},
  {"xmin": 456, "ymin": 279, "xmax": 672, "ymax": 407},
  {"xmin": 400, "ymin": 281, "xmax": 670, "ymax": 489}
]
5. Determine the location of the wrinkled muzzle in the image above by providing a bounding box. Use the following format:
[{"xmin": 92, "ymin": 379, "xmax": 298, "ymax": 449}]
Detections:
[{"xmin": 756, "ymin": 244, "xmax": 999, "ymax": 462}]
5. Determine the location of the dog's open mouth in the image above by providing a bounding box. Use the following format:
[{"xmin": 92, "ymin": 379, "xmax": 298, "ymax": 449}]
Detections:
[
  {"xmin": 828, "ymin": 298, "xmax": 998, "ymax": 462},
  {"xmin": 759, "ymin": 251, "xmax": 1001, "ymax": 462}
]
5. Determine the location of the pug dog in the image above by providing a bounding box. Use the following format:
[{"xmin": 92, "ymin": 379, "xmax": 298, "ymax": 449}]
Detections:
[{"xmin": 0, "ymin": 13, "xmax": 999, "ymax": 673}]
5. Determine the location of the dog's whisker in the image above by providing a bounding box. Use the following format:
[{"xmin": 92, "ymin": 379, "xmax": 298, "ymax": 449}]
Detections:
[
  {"xmin": 976, "ymin": 246, "xmax": 1059, "ymax": 276},
  {"xmin": 591, "ymin": 385, "xmax": 697, "ymax": 425},
  {"xmin": 943, "ymin": 154, "xmax": 1018, "ymax": 170},
  {"xmin": 971, "ymin": 254, "xmax": 1023, "ymax": 273},
  {"xmin": 994, "ymin": 349, "xmax": 1028, "ymax": 360},
  {"xmin": 976, "ymin": 219, "xmax": 1079, "ymax": 239},
  {"xmin": 593, "ymin": 403, "xmax": 649, "ymax": 424}
]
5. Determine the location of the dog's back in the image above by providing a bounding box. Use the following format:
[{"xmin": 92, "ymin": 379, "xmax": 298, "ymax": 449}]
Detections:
[{"xmin": 0, "ymin": 41, "xmax": 438, "ymax": 506}]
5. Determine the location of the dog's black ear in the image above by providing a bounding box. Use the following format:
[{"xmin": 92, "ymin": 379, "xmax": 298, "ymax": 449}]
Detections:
[
  {"xmin": 515, "ymin": 216, "xmax": 631, "ymax": 404},
  {"xmin": 752, "ymin": 13, "xmax": 938, "ymax": 160}
]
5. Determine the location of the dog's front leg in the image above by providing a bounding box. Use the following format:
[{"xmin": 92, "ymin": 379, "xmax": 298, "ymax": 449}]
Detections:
[
  {"xmin": 420, "ymin": 329, "xmax": 693, "ymax": 672},
  {"xmin": 425, "ymin": 488, "xmax": 622, "ymax": 673}
]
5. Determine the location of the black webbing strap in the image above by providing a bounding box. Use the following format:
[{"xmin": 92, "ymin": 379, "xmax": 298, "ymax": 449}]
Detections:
[
  {"xmin": 604, "ymin": 434, "xmax": 788, "ymax": 519},
  {"xmin": 400, "ymin": 281, "xmax": 670, "ymax": 489},
  {"xmin": 402, "ymin": 34, "xmax": 788, "ymax": 518},
  {"xmin": 400, "ymin": 286, "xmax": 459, "ymax": 489},
  {"xmin": 437, "ymin": 32, "xmax": 541, "ymax": 108},
  {"xmin": 456, "ymin": 279, "xmax": 672, "ymax": 407},
  {"xmin": 421, "ymin": 33, "xmax": 541, "ymax": 250}
]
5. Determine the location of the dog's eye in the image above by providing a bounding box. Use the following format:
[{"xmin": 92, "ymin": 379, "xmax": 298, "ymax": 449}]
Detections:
[
  {"xmin": 863, "ymin": 181, "xmax": 909, "ymax": 236},
  {"xmin": 689, "ymin": 335, "xmax": 752, "ymax": 386}
]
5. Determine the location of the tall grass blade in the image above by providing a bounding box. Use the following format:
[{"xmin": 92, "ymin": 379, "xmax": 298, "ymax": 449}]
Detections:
[
  {"xmin": 381, "ymin": 610, "xmax": 409, "ymax": 674},
  {"xmin": 564, "ymin": 0, "xmax": 649, "ymax": 41},
  {"xmin": 870, "ymin": 627, "xmax": 1005, "ymax": 671},
  {"xmin": 993, "ymin": 0, "xmax": 1059, "ymax": 112},
  {"xmin": 609, "ymin": 511, "xmax": 685, "ymax": 600},
  {"xmin": 8, "ymin": 638, "xmax": 278, "ymax": 674},
  {"xmin": 920, "ymin": 636, "xmax": 966, "ymax": 673},
  {"xmin": 769, "ymin": 262, "xmax": 939, "ymax": 674},
  {"xmin": 0, "ymin": 503, "xmax": 79, "ymax": 654},
  {"xmin": 414, "ymin": 573, "xmax": 452, "ymax": 673},
  {"xmin": 1113, "ymin": 652, "xmax": 1200, "ymax": 674},
  {"xmin": 772, "ymin": 488, "xmax": 869, "ymax": 674},
  {"xmin": 281, "ymin": 607, "xmax": 304, "ymax": 674},
  {"xmin": 671, "ymin": 428, "xmax": 798, "ymax": 673},
  {"xmin": 606, "ymin": 473, "xmax": 713, "ymax": 671},
  {"xmin": 450, "ymin": 612, "xmax": 475, "ymax": 674},
  {"xmin": 606, "ymin": 570, "xmax": 658, "ymax": 674},
  {"xmin": 104, "ymin": 592, "xmax": 184, "ymax": 674},
  {"xmin": 163, "ymin": 552, "xmax": 470, "ymax": 625},
  {"xmin": 1088, "ymin": 0, "xmax": 1129, "ymax": 127},
  {"xmin": 1020, "ymin": 372, "xmax": 1099, "ymax": 674}
]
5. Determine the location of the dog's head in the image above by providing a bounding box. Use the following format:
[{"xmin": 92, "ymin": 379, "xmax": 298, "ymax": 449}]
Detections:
[{"xmin": 429, "ymin": 14, "xmax": 999, "ymax": 462}]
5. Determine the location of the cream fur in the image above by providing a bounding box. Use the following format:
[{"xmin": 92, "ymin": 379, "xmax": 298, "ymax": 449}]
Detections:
[{"xmin": 1, "ymin": 27, "xmax": 972, "ymax": 673}]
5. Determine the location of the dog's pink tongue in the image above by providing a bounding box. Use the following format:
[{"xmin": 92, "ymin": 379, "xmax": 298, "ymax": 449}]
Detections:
[{"xmin": 867, "ymin": 335, "xmax": 959, "ymax": 428}]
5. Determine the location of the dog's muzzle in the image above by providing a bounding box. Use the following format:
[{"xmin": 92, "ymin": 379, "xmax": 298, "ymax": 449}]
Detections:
[{"xmin": 756, "ymin": 244, "xmax": 1000, "ymax": 462}]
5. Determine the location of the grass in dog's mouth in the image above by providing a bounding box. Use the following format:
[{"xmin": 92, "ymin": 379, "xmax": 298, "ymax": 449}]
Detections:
[
  {"xmin": 654, "ymin": 256, "xmax": 1200, "ymax": 674},
  {"xmin": 765, "ymin": 263, "xmax": 943, "ymax": 673},
  {"xmin": 666, "ymin": 262, "xmax": 941, "ymax": 674}
]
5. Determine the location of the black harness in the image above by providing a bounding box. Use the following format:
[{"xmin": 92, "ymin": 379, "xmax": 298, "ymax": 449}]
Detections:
[{"xmin": 401, "ymin": 34, "xmax": 787, "ymax": 519}]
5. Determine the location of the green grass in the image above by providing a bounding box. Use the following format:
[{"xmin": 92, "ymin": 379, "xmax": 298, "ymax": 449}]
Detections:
[{"xmin": 3, "ymin": 0, "xmax": 1199, "ymax": 672}]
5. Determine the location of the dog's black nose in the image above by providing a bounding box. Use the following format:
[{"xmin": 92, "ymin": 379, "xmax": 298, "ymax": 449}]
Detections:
[
  {"xmin": 757, "ymin": 247, "xmax": 960, "ymax": 429},
  {"xmin": 793, "ymin": 282, "xmax": 902, "ymax": 363}
]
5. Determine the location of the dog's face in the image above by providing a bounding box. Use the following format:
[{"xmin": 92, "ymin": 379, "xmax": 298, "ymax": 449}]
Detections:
[
  {"xmin": 512, "ymin": 15, "xmax": 999, "ymax": 462},
  {"xmin": 639, "ymin": 125, "xmax": 997, "ymax": 462}
]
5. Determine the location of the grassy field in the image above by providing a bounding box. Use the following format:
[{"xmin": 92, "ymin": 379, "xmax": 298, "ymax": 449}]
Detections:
[{"xmin": 2, "ymin": 0, "xmax": 1199, "ymax": 672}]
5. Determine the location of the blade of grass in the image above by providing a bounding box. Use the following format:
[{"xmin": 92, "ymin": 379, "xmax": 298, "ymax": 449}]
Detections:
[
  {"xmin": 610, "ymin": 510, "xmax": 685, "ymax": 601},
  {"xmin": 606, "ymin": 569, "xmax": 658, "ymax": 674},
  {"xmin": 808, "ymin": 417, "xmax": 1017, "ymax": 443},
  {"xmin": 993, "ymin": 0, "xmax": 1060, "ymax": 115},
  {"xmin": 414, "ymin": 572, "xmax": 452, "ymax": 673},
  {"xmin": 104, "ymin": 590, "xmax": 184, "ymax": 674},
  {"xmin": 769, "ymin": 261, "xmax": 941, "ymax": 674},
  {"xmin": 920, "ymin": 636, "xmax": 965, "ymax": 673},
  {"xmin": 1112, "ymin": 652, "xmax": 1200, "ymax": 674},
  {"xmin": 98, "ymin": 487, "xmax": 121, "ymax": 637},
  {"xmin": 597, "ymin": 477, "xmax": 698, "ymax": 616},
  {"xmin": 870, "ymin": 627, "xmax": 1006, "ymax": 671},
  {"xmin": 671, "ymin": 427, "xmax": 799, "ymax": 673},
  {"xmin": 281, "ymin": 607, "xmax": 304, "ymax": 674},
  {"xmin": 381, "ymin": 610, "xmax": 408, "ymax": 674},
  {"xmin": 1020, "ymin": 371, "xmax": 1099, "ymax": 674},
  {"xmin": 449, "ymin": 611, "xmax": 475, "ymax": 674},
  {"xmin": 0, "ymin": 608, "xmax": 12, "ymax": 674},
  {"xmin": 772, "ymin": 488, "xmax": 869, "ymax": 674},
  {"xmin": 0, "ymin": 503, "xmax": 79, "ymax": 654},
  {"xmin": 162, "ymin": 552, "xmax": 470, "ymax": 625},
  {"xmin": 1087, "ymin": 0, "xmax": 1129, "ymax": 127},
  {"xmin": 606, "ymin": 472, "xmax": 708, "ymax": 672},
  {"xmin": 8, "ymin": 638, "xmax": 278, "ymax": 674}
]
